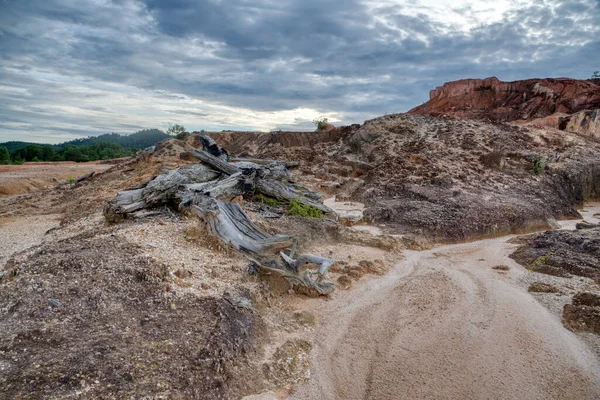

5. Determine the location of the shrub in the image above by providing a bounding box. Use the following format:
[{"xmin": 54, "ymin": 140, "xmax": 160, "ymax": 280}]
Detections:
[
  {"xmin": 255, "ymin": 193, "xmax": 279, "ymax": 207},
  {"xmin": 533, "ymin": 156, "xmax": 546, "ymax": 175},
  {"xmin": 288, "ymin": 198, "xmax": 323, "ymax": 218},
  {"xmin": 166, "ymin": 123, "xmax": 188, "ymax": 139},
  {"xmin": 312, "ymin": 118, "xmax": 330, "ymax": 131},
  {"xmin": 528, "ymin": 251, "xmax": 554, "ymax": 272},
  {"xmin": 480, "ymin": 151, "xmax": 505, "ymax": 169},
  {"xmin": 67, "ymin": 176, "xmax": 74, "ymax": 185}
]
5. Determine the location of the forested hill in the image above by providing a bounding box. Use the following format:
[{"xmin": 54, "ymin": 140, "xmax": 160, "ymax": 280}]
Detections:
[
  {"xmin": 0, "ymin": 129, "xmax": 170, "ymax": 153},
  {"xmin": 0, "ymin": 129, "xmax": 171, "ymax": 163},
  {"xmin": 0, "ymin": 141, "xmax": 40, "ymax": 154},
  {"xmin": 55, "ymin": 129, "xmax": 170, "ymax": 149}
]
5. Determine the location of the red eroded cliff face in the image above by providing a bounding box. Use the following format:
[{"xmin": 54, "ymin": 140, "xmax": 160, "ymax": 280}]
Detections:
[{"xmin": 408, "ymin": 77, "xmax": 600, "ymax": 122}]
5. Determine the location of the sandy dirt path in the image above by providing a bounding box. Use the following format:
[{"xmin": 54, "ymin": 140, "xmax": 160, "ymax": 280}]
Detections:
[
  {"xmin": 290, "ymin": 207, "xmax": 600, "ymax": 400},
  {"xmin": 0, "ymin": 162, "xmax": 112, "ymax": 195}
]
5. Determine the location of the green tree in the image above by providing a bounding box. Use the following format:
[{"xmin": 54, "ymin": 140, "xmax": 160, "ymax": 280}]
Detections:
[
  {"xmin": 0, "ymin": 146, "xmax": 10, "ymax": 164},
  {"xmin": 592, "ymin": 71, "xmax": 600, "ymax": 79},
  {"xmin": 41, "ymin": 145, "xmax": 56, "ymax": 161},
  {"xmin": 166, "ymin": 123, "xmax": 189, "ymax": 140},
  {"xmin": 312, "ymin": 118, "xmax": 331, "ymax": 131}
]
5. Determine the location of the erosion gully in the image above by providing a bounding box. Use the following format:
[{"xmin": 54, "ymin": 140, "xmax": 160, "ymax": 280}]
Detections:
[{"xmin": 288, "ymin": 203, "xmax": 600, "ymax": 400}]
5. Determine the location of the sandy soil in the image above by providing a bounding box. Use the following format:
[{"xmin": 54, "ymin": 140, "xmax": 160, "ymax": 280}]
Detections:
[
  {"xmin": 2, "ymin": 148, "xmax": 600, "ymax": 399},
  {"xmin": 289, "ymin": 206, "xmax": 600, "ymax": 400},
  {"xmin": 324, "ymin": 197, "xmax": 365, "ymax": 225},
  {"xmin": 0, "ymin": 162, "xmax": 112, "ymax": 195},
  {"xmin": 0, "ymin": 214, "xmax": 61, "ymax": 266}
]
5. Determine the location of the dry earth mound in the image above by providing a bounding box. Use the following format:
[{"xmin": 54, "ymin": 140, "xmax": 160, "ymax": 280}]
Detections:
[
  {"xmin": 0, "ymin": 232, "xmax": 265, "ymax": 399},
  {"xmin": 211, "ymin": 115, "xmax": 600, "ymax": 241},
  {"xmin": 510, "ymin": 226, "xmax": 600, "ymax": 279}
]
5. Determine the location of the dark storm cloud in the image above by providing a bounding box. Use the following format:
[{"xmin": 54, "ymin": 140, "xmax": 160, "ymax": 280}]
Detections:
[{"xmin": 0, "ymin": 0, "xmax": 598, "ymax": 142}]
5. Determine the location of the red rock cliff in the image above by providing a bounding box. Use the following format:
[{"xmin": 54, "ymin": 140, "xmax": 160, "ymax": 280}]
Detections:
[{"xmin": 408, "ymin": 77, "xmax": 600, "ymax": 122}]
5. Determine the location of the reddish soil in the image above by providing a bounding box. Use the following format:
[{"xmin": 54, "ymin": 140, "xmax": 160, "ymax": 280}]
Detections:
[{"xmin": 409, "ymin": 77, "xmax": 600, "ymax": 122}]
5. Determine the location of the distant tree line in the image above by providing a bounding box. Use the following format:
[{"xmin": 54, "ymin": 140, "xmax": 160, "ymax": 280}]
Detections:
[
  {"xmin": 1, "ymin": 142, "xmax": 135, "ymax": 163},
  {"xmin": 55, "ymin": 129, "xmax": 169, "ymax": 149},
  {"xmin": 0, "ymin": 128, "xmax": 171, "ymax": 164}
]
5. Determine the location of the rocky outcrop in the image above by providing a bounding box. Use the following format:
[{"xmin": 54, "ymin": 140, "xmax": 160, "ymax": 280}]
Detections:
[
  {"xmin": 206, "ymin": 128, "xmax": 349, "ymax": 156},
  {"xmin": 558, "ymin": 109, "xmax": 600, "ymax": 137},
  {"xmin": 563, "ymin": 292, "xmax": 600, "ymax": 335},
  {"xmin": 409, "ymin": 77, "xmax": 600, "ymax": 122},
  {"xmin": 509, "ymin": 227, "xmax": 600, "ymax": 279},
  {"xmin": 200, "ymin": 111, "xmax": 600, "ymax": 242}
]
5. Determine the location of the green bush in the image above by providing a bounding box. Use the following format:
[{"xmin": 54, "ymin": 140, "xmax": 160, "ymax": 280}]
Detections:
[
  {"xmin": 528, "ymin": 251, "xmax": 554, "ymax": 272},
  {"xmin": 288, "ymin": 198, "xmax": 323, "ymax": 218},
  {"xmin": 255, "ymin": 193, "xmax": 279, "ymax": 207},
  {"xmin": 312, "ymin": 118, "xmax": 330, "ymax": 131},
  {"xmin": 533, "ymin": 156, "xmax": 546, "ymax": 175},
  {"xmin": 167, "ymin": 123, "xmax": 188, "ymax": 140}
]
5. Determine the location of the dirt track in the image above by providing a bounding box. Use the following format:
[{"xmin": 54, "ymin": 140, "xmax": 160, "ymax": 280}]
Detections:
[
  {"xmin": 0, "ymin": 162, "xmax": 112, "ymax": 195},
  {"xmin": 291, "ymin": 210, "xmax": 600, "ymax": 399}
]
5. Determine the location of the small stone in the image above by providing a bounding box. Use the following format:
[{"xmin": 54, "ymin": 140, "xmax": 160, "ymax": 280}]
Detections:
[
  {"xmin": 174, "ymin": 268, "xmax": 193, "ymax": 279},
  {"xmin": 170, "ymin": 303, "xmax": 177, "ymax": 310},
  {"xmin": 48, "ymin": 298, "xmax": 62, "ymax": 308},
  {"xmin": 201, "ymin": 282, "xmax": 211, "ymax": 290},
  {"xmin": 346, "ymin": 267, "xmax": 364, "ymax": 280},
  {"xmin": 293, "ymin": 311, "xmax": 316, "ymax": 326},
  {"xmin": 359, "ymin": 260, "xmax": 387, "ymax": 275},
  {"xmin": 329, "ymin": 263, "xmax": 345, "ymax": 273},
  {"xmin": 528, "ymin": 282, "xmax": 560, "ymax": 293},
  {"xmin": 337, "ymin": 276, "xmax": 352, "ymax": 290}
]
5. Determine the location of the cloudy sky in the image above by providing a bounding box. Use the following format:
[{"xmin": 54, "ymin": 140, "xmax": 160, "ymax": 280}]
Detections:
[{"xmin": 0, "ymin": 0, "xmax": 598, "ymax": 143}]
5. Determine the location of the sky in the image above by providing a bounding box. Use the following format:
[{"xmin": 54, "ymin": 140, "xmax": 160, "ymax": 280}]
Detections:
[{"xmin": 0, "ymin": 0, "xmax": 598, "ymax": 144}]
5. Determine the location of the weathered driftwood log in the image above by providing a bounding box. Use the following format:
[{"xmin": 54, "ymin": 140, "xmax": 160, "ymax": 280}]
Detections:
[
  {"xmin": 230, "ymin": 157, "xmax": 299, "ymax": 168},
  {"xmin": 103, "ymin": 133, "xmax": 336, "ymax": 294},
  {"xmin": 192, "ymin": 201, "xmax": 334, "ymax": 295},
  {"xmin": 187, "ymin": 148, "xmax": 331, "ymax": 213},
  {"xmin": 104, "ymin": 164, "xmax": 219, "ymax": 222},
  {"xmin": 177, "ymin": 171, "xmax": 256, "ymax": 208},
  {"xmin": 193, "ymin": 200, "xmax": 297, "ymax": 256},
  {"xmin": 188, "ymin": 149, "xmax": 240, "ymax": 176},
  {"xmin": 255, "ymin": 179, "xmax": 330, "ymax": 213},
  {"xmin": 198, "ymin": 131, "xmax": 228, "ymax": 160},
  {"xmin": 76, "ymin": 171, "xmax": 95, "ymax": 183}
]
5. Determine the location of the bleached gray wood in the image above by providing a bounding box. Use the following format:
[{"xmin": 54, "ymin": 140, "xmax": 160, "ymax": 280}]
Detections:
[
  {"xmin": 192, "ymin": 200, "xmax": 296, "ymax": 256},
  {"xmin": 188, "ymin": 149, "xmax": 241, "ymax": 176}
]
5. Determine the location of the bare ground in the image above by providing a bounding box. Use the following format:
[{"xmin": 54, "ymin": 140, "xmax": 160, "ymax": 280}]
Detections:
[
  {"xmin": 2, "ymin": 123, "xmax": 600, "ymax": 399},
  {"xmin": 290, "ymin": 228, "xmax": 600, "ymax": 400},
  {"xmin": 0, "ymin": 162, "xmax": 112, "ymax": 196}
]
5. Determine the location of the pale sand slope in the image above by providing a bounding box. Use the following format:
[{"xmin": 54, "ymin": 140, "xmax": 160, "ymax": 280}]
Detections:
[
  {"xmin": 0, "ymin": 162, "xmax": 112, "ymax": 195},
  {"xmin": 291, "ymin": 212, "xmax": 600, "ymax": 399},
  {"xmin": 0, "ymin": 215, "xmax": 61, "ymax": 266}
]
